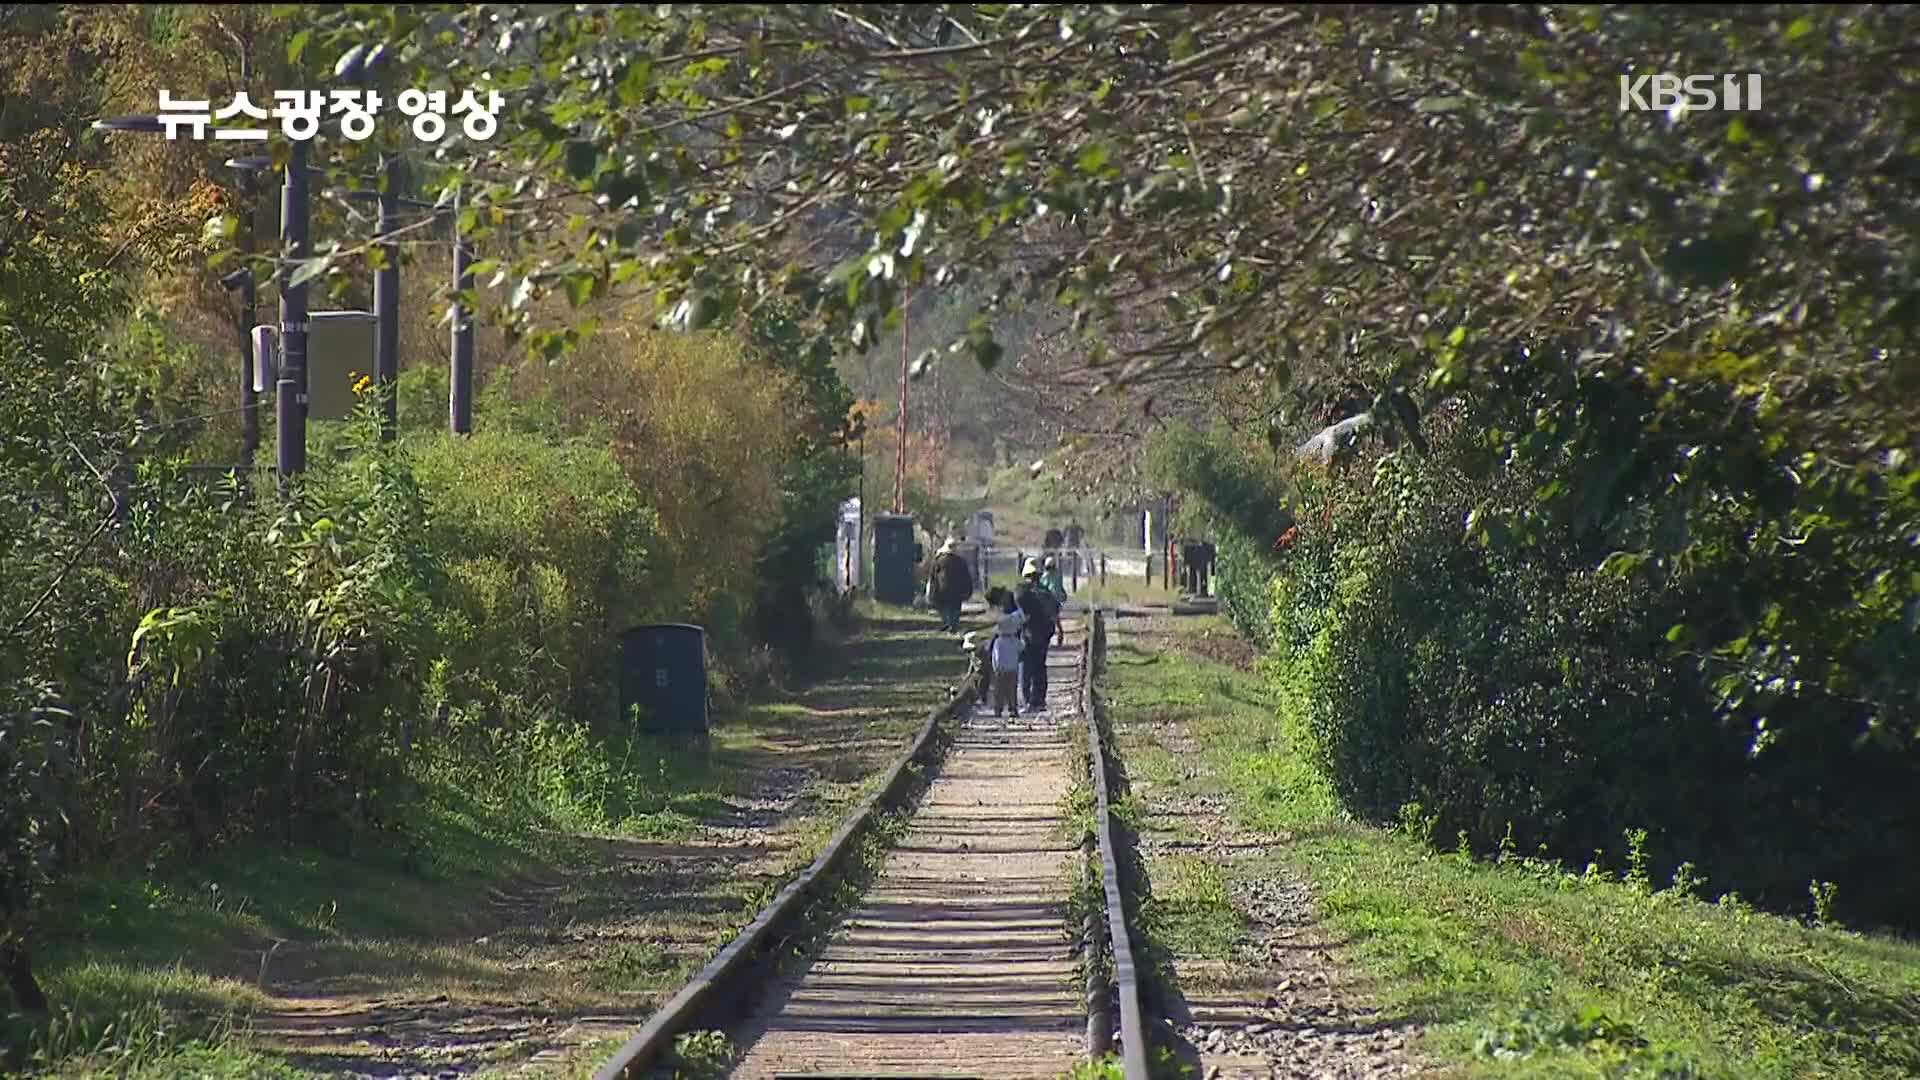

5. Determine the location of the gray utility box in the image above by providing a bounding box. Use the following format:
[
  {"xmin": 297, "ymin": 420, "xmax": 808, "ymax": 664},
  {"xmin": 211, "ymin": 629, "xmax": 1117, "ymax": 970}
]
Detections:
[
  {"xmin": 950, "ymin": 541, "xmax": 981, "ymax": 598},
  {"xmin": 306, "ymin": 310, "xmax": 377, "ymax": 421},
  {"xmin": 618, "ymin": 623, "xmax": 708, "ymax": 735},
  {"xmin": 871, "ymin": 513, "xmax": 920, "ymax": 607}
]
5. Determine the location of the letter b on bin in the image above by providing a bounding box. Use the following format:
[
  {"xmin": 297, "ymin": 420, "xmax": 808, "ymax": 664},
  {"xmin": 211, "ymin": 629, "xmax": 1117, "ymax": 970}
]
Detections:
[{"xmin": 618, "ymin": 624, "xmax": 708, "ymax": 734}]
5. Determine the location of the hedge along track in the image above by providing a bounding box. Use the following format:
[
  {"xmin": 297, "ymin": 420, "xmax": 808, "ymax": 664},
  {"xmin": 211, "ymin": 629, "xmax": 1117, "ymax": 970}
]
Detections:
[{"xmin": 590, "ymin": 611, "xmax": 1163, "ymax": 1079}]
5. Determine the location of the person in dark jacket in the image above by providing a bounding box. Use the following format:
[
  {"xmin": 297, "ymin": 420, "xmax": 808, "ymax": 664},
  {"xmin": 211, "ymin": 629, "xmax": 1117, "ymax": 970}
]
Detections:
[
  {"xmin": 1015, "ymin": 558, "xmax": 1059, "ymax": 712},
  {"xmin": 928, "ymin": 538, "xmax": 974, "ymax": 632}
]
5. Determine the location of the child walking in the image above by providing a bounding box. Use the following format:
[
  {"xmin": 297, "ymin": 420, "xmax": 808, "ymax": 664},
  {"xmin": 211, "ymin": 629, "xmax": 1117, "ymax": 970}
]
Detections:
[{"xmin": 987, "ymin": 586, "xmax": 1026, "ymax": 717}]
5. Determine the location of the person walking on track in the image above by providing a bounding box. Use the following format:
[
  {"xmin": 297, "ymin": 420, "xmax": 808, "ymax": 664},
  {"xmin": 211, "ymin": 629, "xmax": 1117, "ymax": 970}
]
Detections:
[
  {"xmin": 928, "ymin": 538, "xmax": 973, "ymax": 633},
  {"xmin": 1015, "ymin": 558, "xmax": 1059, "ymax": 713},
  {"xmin": 986, "ymin": 586, "xmax": 1026, "ymax": 717},
  {"xmin": 1041, "ymin": 556, "xmax": 1068, "ymax": 646}
]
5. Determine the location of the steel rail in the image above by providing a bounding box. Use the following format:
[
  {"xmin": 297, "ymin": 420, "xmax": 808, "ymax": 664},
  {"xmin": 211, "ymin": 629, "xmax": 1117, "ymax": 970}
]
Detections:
[
  {"xmin": 592, "ymin": 681, "xmax": 974, "ymax": 1079},
  {"xmin": 1082, "ymin": 607, "xmax": 1151, "ymax": 1079}
]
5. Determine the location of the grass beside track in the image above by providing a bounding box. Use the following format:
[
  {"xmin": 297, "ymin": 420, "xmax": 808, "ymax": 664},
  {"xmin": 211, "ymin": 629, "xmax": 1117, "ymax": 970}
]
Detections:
[
  {"xmin": 13, "ymin": 605, "xmax": 967, "ymax": 1079},
  {"xmin": 1105, "ymin": 613, "xmax": 1920, "ymax": 1080}
]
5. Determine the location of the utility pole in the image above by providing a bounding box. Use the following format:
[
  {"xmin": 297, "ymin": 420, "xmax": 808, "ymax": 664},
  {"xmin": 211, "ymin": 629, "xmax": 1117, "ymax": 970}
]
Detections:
[
  {"xmin": 894, "ymin": 287, "xmax": 909, "ymax": 514},
  {"xmin": 450, "ymin": 185, "xmax": 474, "ymax": 435},
  {"xmin": 277, "ymin": 137, "xmax": 311, "ymax": 487},
  {"xmin": 373, "ymin": 155, "xmax": 400, "ymax": 441}
]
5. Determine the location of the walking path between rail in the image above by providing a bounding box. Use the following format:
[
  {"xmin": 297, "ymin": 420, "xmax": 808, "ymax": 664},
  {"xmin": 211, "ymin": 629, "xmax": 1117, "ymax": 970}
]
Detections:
[{"xmin": 725, "ymin": 622, "xmax": 1089, "ymax": 1078}]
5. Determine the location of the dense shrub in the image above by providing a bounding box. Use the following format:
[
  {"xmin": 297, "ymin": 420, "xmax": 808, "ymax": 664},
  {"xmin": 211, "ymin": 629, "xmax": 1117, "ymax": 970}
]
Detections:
[
  {"xmin": 1272, "ymin": 484, "xmax": 1728, "ymax": 869},
  {"xmin": 744, "ymin": 304, "xmax": 861, "ymax": 657},
  {"xmin": 1145, "ymin": 425, "xmax": 1294, "ymax": 646},
  {"xmin": 0, "ymin": 9, "xmax": 875, "ymax": 1021},
  {"xmin": 1212, "ymin": 530, "xmax": 1279, "ymax": 650},
  {"xmin": 0, "ymin": 363, "xmax": 847, "ymax": 1015},
  {"xmin": 1161, "ymin": 406, "xmax": 1920, "ymax": 932},
  {"xmin": 493, "ymin": 322, "xmax": 803, "ymax": 655},
  {"xmin": 985, "ymin": 463, "xmax": 1088, "ymax": 521},
  {"xmin": 408, "ymin": 429, "xmax": 661, "ymax": 726}
]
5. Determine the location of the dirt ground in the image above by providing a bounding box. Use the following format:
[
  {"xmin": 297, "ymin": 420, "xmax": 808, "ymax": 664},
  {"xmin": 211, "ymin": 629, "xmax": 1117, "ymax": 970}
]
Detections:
[
  {"xmin": 1110, "ymin": 614, "xmax": 1430, "ymax": 1080},
  {"xmin": 239, "ymin": 611, "xmax": 974, "ymax": 1079}
]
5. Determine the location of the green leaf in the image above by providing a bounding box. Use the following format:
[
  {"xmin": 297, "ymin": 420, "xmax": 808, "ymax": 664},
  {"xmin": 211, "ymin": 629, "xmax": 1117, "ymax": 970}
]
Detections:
[
  {"xmin": 1598, "ymin": 551, "xmax": 1647, "ymax": 579},
  {"xmin": 1727, "ymin": 117, "xmax": 1750, "ymax": 145},
  {"xmin": 1783, "ymin": 15, "xmax": 1815, "ymax": 42},
  {"xmin": 1414, "ymin": 96, "xmax": 1467, "ymax": 114},
  {"xmin": 685, "ymin": 292, "xmax": 720, "ymax": 330},
  {"xmin": 971, "ymin": 334, "xmax": 1003, "ymax": 371},
  {"xmin": 565, "ymin": 272, "xmax": 598, "ymax": 308},
  {"xmin": 287, "ymin": 29, "xmax": 313, "ymax": 65},
  {"xmin": 1666, "ymin": 623, "xmax": 1692, "ymax": 644},
  {"xmin": 202, "ymin": 214, "xmax": 238, "ymax": 245},
  {"xmin": 565, "ymin": 141, "xmax": 600, "ymax": 181},
  {"xmin": 288, "ymin": 256, "xmax": 333, "ymax": 288},
  {"xmin": 1662, "ymin": 229, "xmax": 1761, "ymax": 288},
  {"xmin": 619, "ymin": 59, "xmax": 653, "ymax": 106}
]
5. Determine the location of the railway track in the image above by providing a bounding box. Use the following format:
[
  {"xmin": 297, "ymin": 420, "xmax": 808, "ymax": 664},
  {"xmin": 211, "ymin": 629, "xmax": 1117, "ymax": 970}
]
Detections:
[{"xmin": 592, "ymin": 607, "xmax": 1155, "ymax": 1080}]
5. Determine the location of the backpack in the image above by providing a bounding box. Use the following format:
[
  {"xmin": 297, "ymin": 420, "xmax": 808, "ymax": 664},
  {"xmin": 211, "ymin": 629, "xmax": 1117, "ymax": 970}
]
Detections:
[{"xmin": 1018, "ymin": 582, "xmax": 1058, "ymax": 635}]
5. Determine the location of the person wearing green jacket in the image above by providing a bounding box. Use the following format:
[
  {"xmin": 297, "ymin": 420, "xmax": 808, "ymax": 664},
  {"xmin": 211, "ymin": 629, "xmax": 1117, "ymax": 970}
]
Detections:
[{"xmin": 1042, "ymin": 556, "xmax": 1068, "ymax": 646}]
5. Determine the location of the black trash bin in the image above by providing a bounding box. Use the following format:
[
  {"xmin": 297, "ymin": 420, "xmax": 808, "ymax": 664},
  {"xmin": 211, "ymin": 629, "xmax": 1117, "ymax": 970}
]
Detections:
[
  {"xmin": 871, "ymin": 513, "xmax": 919, "ymax": 607},
  {"xmin": 618, "ymin": 623, "xmax": 708, "ymax": 735}
]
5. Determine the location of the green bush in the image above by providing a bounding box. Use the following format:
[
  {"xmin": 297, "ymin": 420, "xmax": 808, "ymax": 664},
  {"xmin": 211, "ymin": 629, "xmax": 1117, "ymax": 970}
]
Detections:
[
  {"xmin": 407, "ymin": 427, "xmax": 661, "ymax": 727},
  {"xmin": 1145, "ymin": 424, "xmax": 1295, "ymax": 646},
  {"xmin": 3, "ymin": 395, "xmax": 683, "ymax": 1013},
  {"xmin": 744, "ymin": 304, "xmax": 860, "ymax": 658},
  {"xmin": 1163, "ymin": 394, "xmax": 1920, "ymax": 931},
  {"xmin": 1260, "ymin": 436, "xmax": 1920, "ymax": 929},
  {"xmin": 984, "ymin": 462, "xmax": 1094, "ymax": 523},
  {"xmin": 1213, "ymin": 529, "xmax": 1279, "ymax": 649},
  {"xmin": 1274, "ymin": 505, "xmax": 1729, "ymax": 873}
]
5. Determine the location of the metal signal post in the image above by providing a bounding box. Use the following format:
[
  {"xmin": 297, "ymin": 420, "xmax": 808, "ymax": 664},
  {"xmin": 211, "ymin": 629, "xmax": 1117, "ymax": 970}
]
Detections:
[{"xmin": 277, "ymin": 137, "xmax": 311, "ymax": 486}]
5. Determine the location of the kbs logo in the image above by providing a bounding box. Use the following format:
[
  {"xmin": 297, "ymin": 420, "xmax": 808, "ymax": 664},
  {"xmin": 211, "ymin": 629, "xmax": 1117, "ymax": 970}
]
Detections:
[{"xmin": 1618, "ymin": 73, "xmax": 1763, "ymax": 113}]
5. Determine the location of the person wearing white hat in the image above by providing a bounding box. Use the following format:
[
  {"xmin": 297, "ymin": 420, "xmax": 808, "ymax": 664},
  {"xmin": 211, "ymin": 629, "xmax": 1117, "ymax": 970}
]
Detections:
[
  {"xmin": 1014, "ymin": 558, "xmax": 1059, "ymax": 712},
  {"xmin": 928, "ymin": 537, "xmax": 973, "ymax": 632}
]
